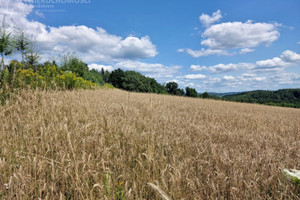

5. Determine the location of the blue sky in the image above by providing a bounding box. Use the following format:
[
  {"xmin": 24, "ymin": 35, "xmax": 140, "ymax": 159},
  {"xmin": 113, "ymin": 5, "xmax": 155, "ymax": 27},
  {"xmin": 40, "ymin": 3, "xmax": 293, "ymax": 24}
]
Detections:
[{"xmin": 1, "ymin": 0, "xmax": 300, "ymax": 92}]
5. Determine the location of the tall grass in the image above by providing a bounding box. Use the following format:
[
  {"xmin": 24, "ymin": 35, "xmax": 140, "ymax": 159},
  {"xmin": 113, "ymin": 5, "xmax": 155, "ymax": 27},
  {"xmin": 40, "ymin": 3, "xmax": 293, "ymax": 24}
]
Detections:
[{"xmin": 0, "ymin": 89, "xmax": 299, "ymax": 199}]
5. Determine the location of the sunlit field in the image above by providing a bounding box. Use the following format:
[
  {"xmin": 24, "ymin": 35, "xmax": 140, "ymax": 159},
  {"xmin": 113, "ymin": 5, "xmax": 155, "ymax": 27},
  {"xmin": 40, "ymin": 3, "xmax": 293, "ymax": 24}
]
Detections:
[{"xmin": 0, "ymin": 89, "xmax": 299, "ymax": 199}]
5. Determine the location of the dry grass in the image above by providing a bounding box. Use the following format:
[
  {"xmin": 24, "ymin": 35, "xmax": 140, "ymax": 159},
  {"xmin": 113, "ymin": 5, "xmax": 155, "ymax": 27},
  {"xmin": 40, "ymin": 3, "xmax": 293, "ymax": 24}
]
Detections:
[{"xmin": 0, "ymin": 89, "xmax": 300, "ymax": 199}]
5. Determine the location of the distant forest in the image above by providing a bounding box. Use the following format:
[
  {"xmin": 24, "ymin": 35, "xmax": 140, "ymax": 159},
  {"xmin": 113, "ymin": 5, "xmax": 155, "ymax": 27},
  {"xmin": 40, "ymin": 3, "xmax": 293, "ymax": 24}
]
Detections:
[{"xmin": 222, "ymin": 89, "xmax": 300, "ymax": 108}]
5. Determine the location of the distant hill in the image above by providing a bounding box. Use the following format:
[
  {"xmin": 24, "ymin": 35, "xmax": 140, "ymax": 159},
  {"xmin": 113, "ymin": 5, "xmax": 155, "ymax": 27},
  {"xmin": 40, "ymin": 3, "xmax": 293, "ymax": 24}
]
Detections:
[
  {"xmin": 222, "ymin": 89, "xmax": 300, "ymax": 108},
  {"xmin": 208, "ymin": 92, "xmax": 242, "ymax": 97}
]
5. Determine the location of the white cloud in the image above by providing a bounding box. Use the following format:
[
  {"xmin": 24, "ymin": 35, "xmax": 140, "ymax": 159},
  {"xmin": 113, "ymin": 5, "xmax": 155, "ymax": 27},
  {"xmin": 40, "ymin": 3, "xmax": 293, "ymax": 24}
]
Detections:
[
  {"xmin": 114, "ymin": 61, "xmax": 181, "ymax": 78},
  {"xmin": 223, "ymin": 75, "xmax": 235, "ymax": 81},
  {"xmin": 199, "ymin": 73, "xmax": 267, "ymax": 92},
  {"xmin": 254, "ymin": 50, "xmax": 300, "ymax": 72},
  {"xmin": 88, "ymin": 64, "xmax": 114, "ymax": 72},
  {"xmin": 280, "ymin": 50, "xmax": 300, "ymax": 62},
  {"xmin": 207, "ymin": 63, "xmax": 254, "ymax": 73},
  {"xmin": 199, "ymin": 9, "xmax": 222, "ymax": 27},
  {"xmin": 201, "ymin": 21, "xmax": 280, "ymax": 49},
  {"xmin": 298, "ymin": 41, "xmax": 300, "ymax": 45},
  {"xmin": 252, "ymin": 67, "xmax": 284, "ymax": 73},
  {"xmin": 0, "ymin": 0, "xmax": 33, "ymax": 16},
  {"xmin": 180, "ymin": 11, "xmax": 280, "ymax": 58},
  {"xmin": 0, "ymin": 0, "xmax": 158, "ymax": 63},
  {"xmin": 184, "ymin": 82, "xmax": 195, "ymax": 87},
  {"xmin": 254, "ymin": 77, "xmax": 267, "ymax": 81},
  {"xmin": 190, "ymin": 69, "xmax": 298, "ymax": 93},
  {"xmin": 240, "ymin": 48, "xmax": 255, "ymax": 54},
  {"xmin": 270, "ymin": 72, "xmax": 300, "ymax": 84},
  {"xmin": 190, "ymin": 65, "xmax": 207, "ymax": 71},
  {"xmin": 256, "ymin": 57, "xmax": 290, "ymax": 68},
  {"xmin": 38, "ymin": 26, "xmax": 157, "ymax": 63},
  {"xmin": 34, "ymin": 10, "xmax": 44, "ymax": 18},
  {"xmin": 179, "ymin": 48, "xmax": 230, "ymax": 57},
  {"xmin": 183, "ymin": 74, "xmax": 206, "ymax": 79},
  {"xmin": 177, "ymin": 49, "xmax": 185, "ymax": 53},
  {"xmin": 238, "ymin": 73, "xmax": 266, "ymax": 82},
  {"xmin": 240, "ymin": 73, "xmax": 256, "ymax": 78},
  {"xmin": 191, "ymin": 50, "xmax": 300, "ymax": 74},
  {"xmin": 204, "ymin": 77, "xmax": 222, "ymax": 84}
]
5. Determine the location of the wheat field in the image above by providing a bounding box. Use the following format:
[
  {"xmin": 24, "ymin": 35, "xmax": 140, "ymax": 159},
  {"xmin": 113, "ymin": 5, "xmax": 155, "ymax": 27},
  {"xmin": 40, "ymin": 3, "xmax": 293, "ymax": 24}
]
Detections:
[{"xmin": 0, "ymin": 89, "xmax": 299, "ymax": 199}]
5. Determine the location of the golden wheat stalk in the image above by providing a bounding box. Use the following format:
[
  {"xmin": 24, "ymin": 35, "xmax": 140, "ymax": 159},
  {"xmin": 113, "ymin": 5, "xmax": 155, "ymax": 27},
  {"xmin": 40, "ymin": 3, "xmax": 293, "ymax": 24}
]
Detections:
[{"xmin": 147, "ymin": 183, "xmax": 171, "ymax": 200}]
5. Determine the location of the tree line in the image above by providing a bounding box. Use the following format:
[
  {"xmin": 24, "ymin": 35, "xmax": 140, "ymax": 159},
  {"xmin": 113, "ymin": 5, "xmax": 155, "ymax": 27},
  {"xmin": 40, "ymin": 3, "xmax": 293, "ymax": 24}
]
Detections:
[{"xmin": 223, "ymin": 89, "xmax": 300, "ymax": 108}]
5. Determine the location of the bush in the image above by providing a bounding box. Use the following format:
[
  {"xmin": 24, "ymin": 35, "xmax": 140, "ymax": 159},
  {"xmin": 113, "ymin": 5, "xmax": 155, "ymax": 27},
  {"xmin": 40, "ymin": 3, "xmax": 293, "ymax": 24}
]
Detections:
[
  {"xmin": 102, "ymin": 83, "xmax": 114, "ymax": 89},
  {"xmin": 0, "ymin": 62, "xmax": 98, "ymax": 104}
]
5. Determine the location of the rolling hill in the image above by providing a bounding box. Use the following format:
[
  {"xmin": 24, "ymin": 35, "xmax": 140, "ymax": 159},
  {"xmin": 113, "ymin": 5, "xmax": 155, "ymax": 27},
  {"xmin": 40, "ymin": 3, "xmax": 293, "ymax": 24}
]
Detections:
[{"xmin": 223, "ymin": 89, "xmax": 300, "ymax": 108}]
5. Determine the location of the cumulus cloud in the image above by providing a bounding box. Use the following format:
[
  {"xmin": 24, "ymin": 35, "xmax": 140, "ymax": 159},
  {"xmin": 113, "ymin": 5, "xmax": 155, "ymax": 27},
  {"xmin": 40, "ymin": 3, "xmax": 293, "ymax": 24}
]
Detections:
[
  {"xmin": 0, "ymin": 0, "xmax": 33, "ymax": 16},
  {"xmin": 240, "ymin": 48, "xmax": 255, "ymax": 54},
  {"xmin": 186, "ymin": 65, "xmax": 298, "ymax": 93},
  {"xmin": 190, "ymin": 65, "xmax": 207, "ymax": 71},
  {"xmin": 178, "ymin": 48, "xmax": 230, "ymax": 58},
  {"xmin": 38, "ymin": 26, "xmax": 157, "ymax": 63},
  {"xmin": 256, "ymin": 57, "xmax": 290, "ymax": 68},
  {"xmin": 238, "ymin": 73, "xmax": 266, "ymax": 82},
  {"xmin": 270, "ymin": 72, "xmax": 300, "ymax": 84},
  {"xmin": 280, "ymin": 50, "xmax": 300, "ymax": 62},
  {"xmin": 114, "ymin": 61, "xmax": 181, "ymax": 78},
  {"xmin": 206, "ymin": 63, "xmax": 253, "ymax": 73},
  {"xmin": 199, "ymin": 9, "xmax": 222, "ymax": 27},
  {"xmin": 183, "ymin": 74, "xmax": 206, "ymax": 79},
  {"xmin": 199, "ymin": 73, "xmax": 267, "ymax": 92},
  {"xmin": 201, "ymin": 21, "xmax": 280, "ymax": 49},
  {"xmin": 203, "ymin": 77, "xmax": 222, "ymax": 84},
  {"xmin": 179, "ymin": 10, "xmax": 280, "ymax": 57},
  {"xmin": 176, "ymin": 49, "xmax": 185, "ymax": 53},
  {"xmin": 190, "ymin": 50, "xmax": 300, "ymax": 74},
  {"xmin": 0, "ymin": 0, "xmax": 158, "ymax": 63},
  {"xmin": 254, "ymin": 50, "xmax": 300, "ymax": 72},
  {"xmin": 185, "ymin": 82, "xmax": 195, "ymax": 87},
  {"xmin": 190, "ymin": 63, "xmax": 254, "ymax": 73},
  {"xmin": 240, "ymin": 73, "xmax": 256, "ymax": 78},
  {"xmin": 223, "ymin": 75, "xmax": 235, "ymax": 81}
]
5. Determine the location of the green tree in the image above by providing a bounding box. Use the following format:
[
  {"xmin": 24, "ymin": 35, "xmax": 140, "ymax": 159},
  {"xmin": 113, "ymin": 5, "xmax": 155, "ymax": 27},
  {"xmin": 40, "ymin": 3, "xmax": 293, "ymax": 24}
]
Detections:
[
  {"xmin": 108, "ymin": 69, "xmax": 166, "ymax": 94},
  {"xmin": 0, "ymin": 16, "xmax": 13, "ymax": 70},
  {"xmin": 13, "ymin": 26, "xmax": 31, "ymax": 68},
  {"xmin": 186, "ymin": 87, "xmax": 198, "ymax": 97},
  {"xmin": 166, "ymin": 82, "xmax": 179, "ymax": 95},
  {"xmin": 60, "ymin": 54, "xmax": 88, "ymax": 77},
  {"xmin": 201, "ymin": 92, "xmax": 209, "ymax": 98},
  {"xmin": 121, "ymin": 71, "xmax": 151, "ymax": 92},
  {"xmin": 83, "ymin": 69, "xmax": 104, "ymax": 85},
  {"xmin": 101, "ymin": 68, "xmax": 110, "ymax": 83},
  {"xmin": 25, "ymin": 41, "xmax": 41, "ymax": 72},
  {"xmin": 176, "ymin": 88, "xmax": 185, "ymax": 96},
  {"xmin": 101, "ymin": 68, "xmax": 105, "ymax": 77},
  {"xmin": 103, "ymin": 70, "xmax": 110, "ymax": 83},
  {"xmin": 109, "ymin": 68, "xmax": 125, "ymax": 88}
]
